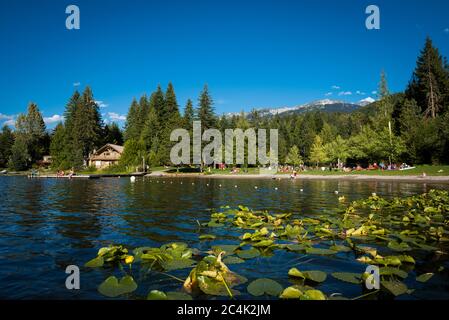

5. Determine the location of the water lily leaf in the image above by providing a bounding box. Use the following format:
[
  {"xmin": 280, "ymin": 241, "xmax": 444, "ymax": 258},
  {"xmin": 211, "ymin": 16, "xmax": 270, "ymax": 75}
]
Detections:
[
  {"xmin": 147, "ymin": 290, "xmax": 167, "ymax": 300},
  {"xmin": 237, "ymin": 248, "xmax": 260, "ymax": 259},
  {"xmin": 397, "ymin": 255, "xmax": 415, "ymax": 264},
  {"xmin": 208, "ymin": 221, "xmax": 224, "ymax": 227},
  {"xmin": 305, "ymin": 247, "xmax": 336, "ymax": 255},
  {"xmin": 300, "ymin": 289, "xmax": 326, "ymax": 300},
  {"xmin": 279, "ymin": 286, "xmax": 303, "ymax": 299},
  {"xmin": 380, "ymin": 267, "xmax": 408, "ymax": 279},
  {"xmin": 247, "ymin": 278, "xmax": 283, "ymax": 297},
  {"xmin": 252, "ymin": 240, "xmax": 274, "ymax": 248},
  {"xmin": 160, "ymin": 258, "xmax": 195, "ymax": 271},
  {"xmin": 416, "ymin": 273, "xmax": 434, "ymax": 283},
  {"xmin": 331, "ymin": 272, "xmax": 361, "ymax": 284},
  {"xmin": 303, "ymin": 270, "xmax": 327, "ymax": 283},
  {"xmin": 286, "ymin": 244, "xmax": 308, "ymax": 252},
  {"xmin": 199, "ymin": 234, "xmax": 216, "ymax": 240},
  {"xmin": 329, "ymin": 245, "xmax": 352, "ymax": 253},
  {"xmin": 166, "ymin": 292, "xmax": 193, "ymax": 300},
  {"xmin": 147, "ymin": 290, "xmax": 193, "ymax": 300},
  {"xmin": 288, "ymin": 268, "xmax": 305, "ymax": 279},
  {"xmin": 197, "ymin": 275, "xmax": 239, "ymax": 296},
  {"xmin": 289, "ymin": 268, "xmax": 326, "ymax": 283},
  {"xmin": 85, "ymin": 256, "xmax": 104, "ymax": 268},
  {"xmin": 223, "ymin": 256, "xmax": 245, "ymax": 265},
  {"xmin": 212, "ymin": 245, "xmax": 239, "ymax": 255},
  {"xmin": 381, "ymin": 280, "xmax": 409, "ymax": 297},
  {"xmin": 388, "ymin": 241, "xmax": 412, "ymax": 252},
  {"xmin": 98, "ymin": 275, "xmax": 137, "ymax": 298}
]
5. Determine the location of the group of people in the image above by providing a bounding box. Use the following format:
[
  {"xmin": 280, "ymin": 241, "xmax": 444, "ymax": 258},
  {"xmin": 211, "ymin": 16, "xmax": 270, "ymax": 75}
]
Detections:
[{"xmin": 56, "ymin": 168, "xmax": 75, "ymax": 178}]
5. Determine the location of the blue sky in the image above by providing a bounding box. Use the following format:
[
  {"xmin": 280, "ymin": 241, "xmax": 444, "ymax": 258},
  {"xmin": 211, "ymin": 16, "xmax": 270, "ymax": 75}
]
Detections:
[{"xmin": 1, "ymin": 0, "xmax": 449, "ymax": 129}]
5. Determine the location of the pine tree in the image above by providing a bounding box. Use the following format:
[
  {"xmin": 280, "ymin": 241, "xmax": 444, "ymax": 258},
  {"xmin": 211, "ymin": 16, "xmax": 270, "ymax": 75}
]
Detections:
[
  {"xmin": 124, "ymin": 98, "xmax": 141, "ymax": 141},
  {"xmin": 183, "ymin": 99, "xmax": 194, "ymax": 130},
  {"xmin": 8, "ymin": 134, "xmax": 30, "ymax": 171},
  {"xmin": 406, "ymin": 37, "xmax": 449, "ymax": 118},
  {"xmin": 25, "ymin": 103, "xmax": 47, "ymax": 163},
  {"xmin": 152, "ymin": 85, "xmax": 166, "ymax": 122},
  {"xmin": 50, "ymin": 123, "xmax": 67, "ymax": 169},
  {"xmin": 103, "ymin": 122, "xmax": 124, "ymax": 145},
  {"xmin": 197, "ymin": 84, "xmax": 216, "ymax": 130},
  {"xmin": 0, "ymin": 125, "xmax": 14, "ymax": 168}
]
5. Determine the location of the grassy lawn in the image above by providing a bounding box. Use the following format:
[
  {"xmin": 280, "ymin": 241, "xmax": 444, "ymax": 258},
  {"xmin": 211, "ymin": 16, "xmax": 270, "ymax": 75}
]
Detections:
[{"xmin": 295, "ymin": 165, "xmax": 449, "ymax": 176}]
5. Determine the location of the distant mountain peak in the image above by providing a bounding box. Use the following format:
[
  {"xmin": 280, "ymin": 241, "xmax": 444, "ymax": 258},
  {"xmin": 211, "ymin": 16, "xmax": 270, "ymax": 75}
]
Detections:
[
  {"xmin": 226, "ymin": 97, "xmax": 376, "ymax": 118},
  {"xmin": 358, "ymin": 97, "xmax": 376, "ymax": 106}
]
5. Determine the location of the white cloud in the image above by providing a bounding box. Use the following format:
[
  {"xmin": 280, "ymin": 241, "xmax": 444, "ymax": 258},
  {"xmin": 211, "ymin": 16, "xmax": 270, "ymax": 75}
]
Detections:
[
  {"xmin": 371, "ymin": 90, "xmax": 378, "ymax": 95},
  {"xmin": 44, "ymin": 115, "xmax": 64, "ymax": 124},
  {"xmin": 3, "ymin": 119, "xmax": 15, "ymax": 127},
  {"xmin": 356, "ymin": 90, "xmax": 366, "ymax": 95},
  {"xmin": 338, "ymin": 91, "xmax": 352, "ymax": 96},
  {"xmin": 73, "ymin": 82, "xmax": 81, "ymax": 87},
  {"xmin": 331, "ymin": 85, "xmax": 340, "ymax": 90},
  {"xmin": 444, "ymin": 28, "xmax": 449, "ymax": 34},
  {"xmin": 108, "ymin": 112, "xmax": 126, "ymax": 121},
  {"xmin": 0, "ymin": 113, "xmax": 14, "ymax": 120},
  {"xmin": 95, "ymin": 100, "xmax": 109, "ymax": 108},
  {"xmin": 325, "ymin": 92, "xmax": 333, "ymax": 96}
]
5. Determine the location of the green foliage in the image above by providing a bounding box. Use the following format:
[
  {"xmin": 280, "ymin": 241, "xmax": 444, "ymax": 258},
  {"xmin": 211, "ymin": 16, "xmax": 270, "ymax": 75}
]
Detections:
[
  {"xmin": 285, "ymin": 145, "xmax": 303, "ymax": 166},
  {"xmin": 309, "ymin": 135, "xmax": 328, "ymax": 166},
  {"xmin": 0, "ymin": 125, "xmax": 14, "ymax": 168}
]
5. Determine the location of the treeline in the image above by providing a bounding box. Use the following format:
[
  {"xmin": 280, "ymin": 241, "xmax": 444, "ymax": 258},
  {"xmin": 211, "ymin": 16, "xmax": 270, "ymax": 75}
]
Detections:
[
  {"xmin": 0, "ymin": 87, "xmax": 124, "ymax": 170},
  {"xmin": 1, "ymin": 37, "xmax": 448, "ymax": 171}
]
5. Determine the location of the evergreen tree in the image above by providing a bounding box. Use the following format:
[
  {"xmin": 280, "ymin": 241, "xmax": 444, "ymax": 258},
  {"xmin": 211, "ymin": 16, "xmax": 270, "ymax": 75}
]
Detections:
[
  {"xmin": 183, "ymin": 99, "xmax": 194, "ymax": 130},
  {"xmin": 103, "ymin": 122, "xmax": 124, "ymax": 145},
  {"xmin": 124, "ymin": 98, "xmax": 142, "ymax": 141},
  {"xmin": 8, "ymin": 134, "xmax": 30, "ymax": 171},
  {"xmin": 406, "ymin": 37, "xmax": 449, "ymax": 118},
  {"xmin": 197, "ymin": 84, "xmax": 216, "ymax": 130},
  {"xmin": 0, "ymin": 125, "xmax": 14, "ymax": 168},
  {"xmin": 50, "ymin": 123, "xmax": 67, "ymax": 169}
]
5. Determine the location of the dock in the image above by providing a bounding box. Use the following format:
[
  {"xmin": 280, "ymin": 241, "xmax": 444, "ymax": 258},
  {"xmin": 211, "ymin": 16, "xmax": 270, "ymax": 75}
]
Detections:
[{"xmin": 28, "ymin": 175, "xmax": 99, "ymax": 179}]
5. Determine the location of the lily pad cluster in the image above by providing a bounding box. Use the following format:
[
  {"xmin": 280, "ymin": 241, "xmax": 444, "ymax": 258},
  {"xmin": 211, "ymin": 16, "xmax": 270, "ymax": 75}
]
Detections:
[{"xmin": 85, "ymin": 190, "xmax": 449, "ymax": 300}]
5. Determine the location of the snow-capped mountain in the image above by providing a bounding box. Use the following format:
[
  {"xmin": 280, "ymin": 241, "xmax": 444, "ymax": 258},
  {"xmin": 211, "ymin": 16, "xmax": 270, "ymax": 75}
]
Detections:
[{"xmin": 233, "ymin": 98, "xmax": 376, "ymax": 118}]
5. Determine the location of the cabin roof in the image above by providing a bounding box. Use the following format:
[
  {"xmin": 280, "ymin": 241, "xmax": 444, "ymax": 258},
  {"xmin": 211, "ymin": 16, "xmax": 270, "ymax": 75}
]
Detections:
[{"xmin": 91, "ymin": 144, "xmax": 124, "ymax": 157}]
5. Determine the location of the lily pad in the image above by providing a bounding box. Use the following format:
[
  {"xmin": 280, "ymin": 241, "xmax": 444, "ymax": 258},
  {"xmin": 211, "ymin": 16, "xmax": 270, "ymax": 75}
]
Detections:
[
  {"xmin": 247, "ymin": 278, "xmax": 283, "ymax": 297},
  {"xmin": 305, "ymin": 247, "xmax": 336, "ymax": 255},
  {"xmin": 288, "ymin": 268, "xmax": 327, "ymax": 283},
  {"xmin": 380, "ymin": 267, "xmax": 408, "ymax": 279},
  {"xmin": 98, "ymin": 275, "xmax": 137, "ymax": 298},
  {"xmin": 85, "ymin": 256, "xmax": 104, "ymax": 268},
  {"xmin": 147, "ymin": 290, "xmax": 193, "ymax": 300},
  {"xmin": 331, "ymin": 272, "xmax": 361, "ymax": 284},
  {"xmin": 381, "ymin": 280, "xmax": 409, "ymax": 297},
  {"xmin": 236, "ymin": 248, "xmax": 260, "ymax": 259},
  {"xmin": 416, "ymin": 273, "xmax": 434, "ymax": 283},
  {"xmin": 300, "ymin": 289, "xmax": 326, "ymax": 300},
  {"xmin": 223, "ymin": 256, "xmax": 245, "ymax": 265},
  {"xmin": 160, "ymin": 258, "xmax": 195, "ymax": 271},
  {"xmin": 199, "ymin": 234, "xmax": 216, "ymax": 240},
  {"xmin": 279, "ymin": 286, "xmax": 303, "ymax": 299}
]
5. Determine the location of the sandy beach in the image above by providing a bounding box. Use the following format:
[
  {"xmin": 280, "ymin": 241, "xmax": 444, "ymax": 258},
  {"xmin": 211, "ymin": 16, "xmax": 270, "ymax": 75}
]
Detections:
[{"xmin": 145, "ymin": 172, "xmax": 449, "ymax": 183}]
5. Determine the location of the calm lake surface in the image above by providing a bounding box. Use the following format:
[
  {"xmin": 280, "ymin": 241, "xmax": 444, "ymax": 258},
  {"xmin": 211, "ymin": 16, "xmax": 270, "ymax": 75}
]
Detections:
[{"xmin": 1, "ymin": 176, "xmax": 448, "ymax": 300}]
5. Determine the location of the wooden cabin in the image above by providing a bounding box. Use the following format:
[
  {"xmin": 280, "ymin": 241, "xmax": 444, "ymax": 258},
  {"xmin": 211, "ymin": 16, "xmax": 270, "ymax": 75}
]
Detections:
[{"xmin": 88, "ymin": 144, "xmax": 124, "ymax": 169}]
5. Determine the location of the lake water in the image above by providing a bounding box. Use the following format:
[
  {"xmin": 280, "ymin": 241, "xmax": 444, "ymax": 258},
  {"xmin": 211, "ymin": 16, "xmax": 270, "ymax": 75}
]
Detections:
[{"xmin": 0, "ymin": 176, "xmax": 448, "ymax": 300}]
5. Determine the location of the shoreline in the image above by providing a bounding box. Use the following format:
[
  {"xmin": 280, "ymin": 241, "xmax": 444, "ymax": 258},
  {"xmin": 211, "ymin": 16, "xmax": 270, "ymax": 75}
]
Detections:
[{"xmin": 145, "ymin": 172, "xmax": 449, "ymax": 183}]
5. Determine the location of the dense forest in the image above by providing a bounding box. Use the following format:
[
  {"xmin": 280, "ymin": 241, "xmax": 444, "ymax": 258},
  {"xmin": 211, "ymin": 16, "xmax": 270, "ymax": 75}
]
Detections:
[{"xmin": 1, "ymin": 37, "xmax": 448, "ymax": 171}]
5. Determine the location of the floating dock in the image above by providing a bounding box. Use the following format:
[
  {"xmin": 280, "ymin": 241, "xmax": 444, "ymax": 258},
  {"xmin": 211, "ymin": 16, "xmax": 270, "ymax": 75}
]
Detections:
[{"xmin": 28, "ymin": 175, "xmax": 99, "ymax": 179}]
